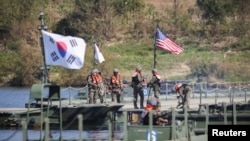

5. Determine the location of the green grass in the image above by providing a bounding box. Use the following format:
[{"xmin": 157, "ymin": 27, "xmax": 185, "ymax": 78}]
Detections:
[{"xmin": 100, "ymin": 39, "xmax": 250, "ymax": 83}]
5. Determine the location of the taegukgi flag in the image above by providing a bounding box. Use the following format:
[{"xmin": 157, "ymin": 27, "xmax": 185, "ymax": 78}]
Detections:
[
  {"xmin": 94, "ymin": 43, "xmax": 105, "ymax": 63},
  {"xmin": 42, "ymin": 30, "xmax": 86, "ymax": 69}
]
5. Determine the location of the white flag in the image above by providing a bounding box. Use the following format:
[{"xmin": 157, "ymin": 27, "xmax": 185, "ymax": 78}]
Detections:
[
  {"xmin": 42, "ymin": 30, "xmax": 86, "ymax": 69},
  {"xmin": 94, "ymin": 43, "xmax": 105, "ymax": 63}
]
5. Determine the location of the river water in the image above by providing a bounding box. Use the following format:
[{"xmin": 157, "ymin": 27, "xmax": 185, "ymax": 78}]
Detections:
[
  {"xmin": 0, "ymin": 87, "xmax": 123, "ymax": 141},
  {"xmin": 0, "ymin": 86, "xmax": 85, "ymax": 108}
]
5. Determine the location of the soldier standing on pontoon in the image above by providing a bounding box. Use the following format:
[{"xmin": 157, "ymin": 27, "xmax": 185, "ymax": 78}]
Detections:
[
  {"xmin": 96, "ymin": 70, "xmax": 105, "ymax": 103},
  {"xmin": 174, "ymin": 83, "xmax": 192, "ymax": 109},
  {"xmin": 131, "ymin": 66, "xmax": 144, "ymax": 109},
  {"xmin": 110, "ymin": 68, "xmax": 123, "ymax": 103},
  {"xmin": 87, "ymin": 69, "xmax": 103, "ymax": 104},
  {"xmin": 147, "ymin": 69, "xmax": 161, "ymax": 105}
]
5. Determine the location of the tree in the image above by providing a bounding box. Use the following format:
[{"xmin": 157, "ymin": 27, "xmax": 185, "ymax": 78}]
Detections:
[{"xmin": 197, "ymin": 0, "xmax": 234, "ymax": 36}]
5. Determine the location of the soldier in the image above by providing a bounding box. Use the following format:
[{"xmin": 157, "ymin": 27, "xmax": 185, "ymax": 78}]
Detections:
[
  {"xmin": 110, "ymin": 68, "xmax": 123, "ymax": 103},
  {"xmin": 131, "ymin": 66, "xmax": 144, "ymax": 109},
  {"xmin": 147, "ymin": 69, "xmax": 161, "ymax": 101},
  {"xmin": 87, "ymin": 69, "xmax": 103, "ymax": 104},
  {"xmin": 174, "ymin": 83, "xmax": 192, "ymax": 109},
  {"xmin": 141, "ymin": 97, "xmax": 168, "ymax": 126},
  {"xmin": 96, "ymin": 70, "xmax": 105, "ymax": 103}
]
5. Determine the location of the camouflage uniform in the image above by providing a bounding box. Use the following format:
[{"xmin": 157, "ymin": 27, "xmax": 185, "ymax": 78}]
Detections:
[
  {"xmin": 131, "ymin": 66, "xmax": 144, "ymax": 109},
  {"xmin": 141, "ymin": 97, "xmax": 168, "ymax": 125},
  {"xmin": 97, "ymin": 71, "xmax": 104, "ymax": 103},
  {"xmin": 110, "ymin": 69, "xmax": 123, "ymax": 103},
  {"xmin": 175, "ymin": 84, "xmax": 192, "ymax": 109},
  {"xmin": 87, "ymin": 69, "xmax": 103, "ymax": 104},
  {"xmin": 147, "ymin": 69, "xmax": 161, "ymax": 100}
]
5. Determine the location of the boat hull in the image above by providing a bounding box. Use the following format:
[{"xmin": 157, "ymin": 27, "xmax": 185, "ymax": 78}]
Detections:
[{"xmin": 1, "ymin": 104, "xmax": 124, "ymax": 130}]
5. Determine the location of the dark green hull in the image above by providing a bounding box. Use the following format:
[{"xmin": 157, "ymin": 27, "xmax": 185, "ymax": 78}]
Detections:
[
  {"xmin": 1, "ymin": 104, "xmax": 124, "ymax": 130},
  {"xmin": 118, "ymin": 102, "xmax": 250, "ymax": 141}
]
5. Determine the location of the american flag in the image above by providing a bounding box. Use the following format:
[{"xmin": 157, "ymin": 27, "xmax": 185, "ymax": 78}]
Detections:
[{"xmin": 155, "ymin": 28, "xmax": 183, "ymax": 55}]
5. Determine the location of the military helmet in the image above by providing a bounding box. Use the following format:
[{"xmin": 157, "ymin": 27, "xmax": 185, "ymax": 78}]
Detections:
[
  {"xmin": 147, "ymin": 97, "xmax": 158, "ymax": 106},
  {"xmin": 152, "ymin": 69, "xmax": 158, "ymax": 73},
  {"xmin": 136, "ymin": 66, "xmax": 142, "ymax": 71},
  {"xmin": 91, "ymin": 69, "xmax": 98, "ymax": 74},
  {"xmin": 113, "ymin": 68, "xmax": 119, "ymax": 73},
  {"xmin": 175, "ymin": 83, "xmax": 182, "ymax": 92}
]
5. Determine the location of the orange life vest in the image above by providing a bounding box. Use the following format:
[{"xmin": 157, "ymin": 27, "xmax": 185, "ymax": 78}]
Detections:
[
  {"xmin": 111, "ymin": 74, "xmax": 120, "ymax": 85},
  {"xmin": 153, "ymin": 72, "xmax": 161, "ymax": 80},
  {"xmin": 96, "ymin": 73, "xmax": 103, "ymax": 83},
  {"xmin": 91, "ymin": 74, "xmax": 102, "ymax": 84}
]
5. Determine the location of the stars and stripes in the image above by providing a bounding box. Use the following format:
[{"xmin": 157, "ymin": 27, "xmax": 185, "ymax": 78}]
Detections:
[{"xmin": 155, "ymin": 28, "xmax": 183, "ymax": 55}]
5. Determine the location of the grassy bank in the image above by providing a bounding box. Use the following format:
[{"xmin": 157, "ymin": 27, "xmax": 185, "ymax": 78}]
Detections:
[{"xmin": 85, "ymin": 39, "xmax": 250, "ymax": 84}]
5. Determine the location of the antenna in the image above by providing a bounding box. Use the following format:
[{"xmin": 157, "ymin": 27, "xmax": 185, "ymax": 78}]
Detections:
[{"xmin": 38, "ymin": 11, "xmax": 49, "ymax": 83}]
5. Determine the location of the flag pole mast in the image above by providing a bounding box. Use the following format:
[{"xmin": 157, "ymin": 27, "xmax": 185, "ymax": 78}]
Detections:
[
  {"xmin": 154, "ymin": 39, "xmax": 156, "ymax": 69},
  {"xmin": 154, "ymin": 24, "xmax": 159, "ymax": 69},
  {"xmin": 93, "ymin": 40, "xmax": 97, "ymax": 69},
  {"xmin": 38, "ymin": 11, "xmax": 49, "ymax": 83}
]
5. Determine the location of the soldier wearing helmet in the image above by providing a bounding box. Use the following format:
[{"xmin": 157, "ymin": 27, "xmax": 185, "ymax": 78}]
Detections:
[
  {"xmin": 96, "ymin": 69, "xmax": 105, "ymax": 103},
  {"xmin": 131, "ymin": 66, "xmax": 144, "ymax": 109},
  {"xmin": 87, "ymin": 69, "xmax": 103, "ymax": 104},
  {"xmin": 110, "ymin": 68, "xmax": 123, "ymax": 103},
  {"xmin": 147, "ymin": 69, "xmax": 161, "ymax": 101},
  {"xmin": 174, "ymin": 83, "xmax": 192, "ymax": 109},
  {"xmin": 141, "ymin": 97, "xmax": 168, "ymax": 126}
]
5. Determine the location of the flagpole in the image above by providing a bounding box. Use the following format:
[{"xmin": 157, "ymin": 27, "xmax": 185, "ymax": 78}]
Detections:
[
  {"xmin": 154, "ymin": 25, "xmax": 159, "ymax": 69},
  {"xmin": 93, "ymin": 40, "xmax": 97, "ymax": 69},
  {"xmin": 154, "ymin": 40, "xmax": 156, "ymax": 69},
  {"xmin": 38, "ymin": 11, "xmax": 49, "ymax": 83}
]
